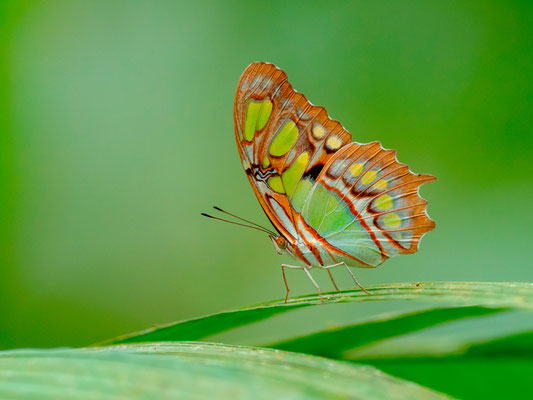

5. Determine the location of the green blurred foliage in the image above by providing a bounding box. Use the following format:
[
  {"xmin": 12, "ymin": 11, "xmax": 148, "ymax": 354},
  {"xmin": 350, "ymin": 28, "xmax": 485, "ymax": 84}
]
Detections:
[{"xmin": 0, "ymin": 0, "xmax": 532, "ymax": 359}]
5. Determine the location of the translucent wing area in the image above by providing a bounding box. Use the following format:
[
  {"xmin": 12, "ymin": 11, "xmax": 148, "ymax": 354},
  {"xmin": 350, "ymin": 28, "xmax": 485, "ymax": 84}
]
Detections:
[
  {"xmin": 234, "ymin": 62, "xmax": 351, "ymax": 239},
  {"xmin": 301, "ymin": 142, "xmax": 436, "ymax": 267}
]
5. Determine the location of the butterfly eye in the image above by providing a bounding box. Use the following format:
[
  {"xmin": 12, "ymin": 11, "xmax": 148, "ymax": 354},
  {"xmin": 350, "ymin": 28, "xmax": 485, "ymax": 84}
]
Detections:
[{"xmin": 276, "ymin": 237, "xmax": 287, "ymax": 249}]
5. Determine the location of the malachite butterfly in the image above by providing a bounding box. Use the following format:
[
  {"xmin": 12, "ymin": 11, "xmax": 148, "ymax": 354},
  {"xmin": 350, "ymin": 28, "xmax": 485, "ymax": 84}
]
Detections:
[{"xmin": 207, "ymin": 62, "xmax": 435, "ymax": 303}]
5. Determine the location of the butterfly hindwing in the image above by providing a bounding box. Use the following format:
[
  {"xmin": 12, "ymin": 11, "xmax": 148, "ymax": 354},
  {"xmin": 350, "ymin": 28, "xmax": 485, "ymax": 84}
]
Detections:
[{"xmin": 301, "ymin": 142, "xmax": 435, "ymax": 267}]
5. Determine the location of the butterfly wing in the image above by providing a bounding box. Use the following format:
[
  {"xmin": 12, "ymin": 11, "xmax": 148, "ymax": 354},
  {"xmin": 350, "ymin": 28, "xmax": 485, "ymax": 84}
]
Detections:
[
  {"xmin": 234, "ymin": 62, "xmax": 435, "ymax": 267},
  {"xmin": 300, "ymin": 141, "xmax": 436, "ymax": 267},
  {"xmin": 234, "ymin": 62, "xmax": 351, "ymax": 240}
]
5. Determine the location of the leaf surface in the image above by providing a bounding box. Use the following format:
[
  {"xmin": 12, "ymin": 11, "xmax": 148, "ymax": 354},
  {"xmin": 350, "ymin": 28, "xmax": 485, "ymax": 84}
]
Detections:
[
  {"xmin": 104, "ymin": 282, "xmax": 533, "ymax": 344},
  {"xmin": 0, "ymin": 342, "xmax": 451, "ymax": 400}
]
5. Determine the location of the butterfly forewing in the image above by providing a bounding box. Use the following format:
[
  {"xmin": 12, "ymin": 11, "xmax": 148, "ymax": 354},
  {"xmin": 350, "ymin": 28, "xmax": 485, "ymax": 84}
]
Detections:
[{"xmin": 234, "ymin": 62, "xmax": 351, "ymax": 239}]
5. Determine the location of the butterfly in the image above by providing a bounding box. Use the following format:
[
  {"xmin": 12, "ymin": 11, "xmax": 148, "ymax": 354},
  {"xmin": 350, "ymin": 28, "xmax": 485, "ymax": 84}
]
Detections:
[{"xmin": 206, "ymin": 62, "xmax": 435, "ymax": 303}]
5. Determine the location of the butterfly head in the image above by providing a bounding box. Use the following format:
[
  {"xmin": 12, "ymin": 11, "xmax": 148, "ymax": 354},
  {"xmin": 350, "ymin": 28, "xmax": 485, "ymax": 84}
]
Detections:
[
  {"xmin": 270, "ymin": 235, "xmax": 297, "ymax": 258},
  {"xmin": 270, "ymin": 235, "xmax": 288, "ymax": 255}
]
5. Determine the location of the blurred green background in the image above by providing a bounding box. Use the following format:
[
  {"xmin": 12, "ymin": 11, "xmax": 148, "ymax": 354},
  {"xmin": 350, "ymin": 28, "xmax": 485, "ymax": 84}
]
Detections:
[{"xmin": 1, "ymin": 0, "xmax": 532, "ymax": 352}]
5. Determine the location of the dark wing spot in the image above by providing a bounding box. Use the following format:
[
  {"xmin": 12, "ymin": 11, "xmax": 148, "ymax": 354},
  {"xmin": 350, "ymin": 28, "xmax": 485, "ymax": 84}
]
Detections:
[{"xmin": 305, "ymin": 164, "xmax": 324, "ymax": 180}]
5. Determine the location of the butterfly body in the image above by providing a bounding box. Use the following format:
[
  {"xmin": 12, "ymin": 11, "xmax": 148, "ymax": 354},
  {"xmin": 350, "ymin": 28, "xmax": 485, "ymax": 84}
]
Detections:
[{"xmin": 232, "ymin": 62, "xmax": 435, "ymax": 299}]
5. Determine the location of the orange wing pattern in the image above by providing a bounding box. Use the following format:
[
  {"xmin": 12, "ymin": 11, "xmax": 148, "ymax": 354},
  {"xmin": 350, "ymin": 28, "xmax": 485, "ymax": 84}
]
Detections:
[{"xmin": 234, "ymin": 62, "xmax": 351, "ymax": 240}]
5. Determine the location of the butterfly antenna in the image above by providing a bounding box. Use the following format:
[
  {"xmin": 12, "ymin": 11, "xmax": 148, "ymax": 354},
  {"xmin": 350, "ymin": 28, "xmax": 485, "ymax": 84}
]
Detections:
[
  {"xmin": 201, "ymin": 213, "xmax": 274, "ymax": 235},
  {"xmin": 212, "ymin": 206, "xmax": 277, "ymax": 235}
]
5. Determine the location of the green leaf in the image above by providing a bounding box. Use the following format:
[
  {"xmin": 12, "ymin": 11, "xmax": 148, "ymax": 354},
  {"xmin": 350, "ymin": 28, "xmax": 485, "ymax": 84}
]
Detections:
[
  {"xmin": 464, "ymin": 330, "xmax": 533, "ymax": 356},
  {"xmin": 267, "ymin": 306, "xmax": 505, "ymax": 358},
  {"xmin": 361, "ymin": 356, "xmax": 531, "ymax": 400},
  {"xmin": 347, "ymin": 329, "xmax": 533, "ymax": 361},
  {"xmin": 104, "ymin": 282, "xmax": 533, "ymax": 345},
  {"xmin": 99, "ymin": 303, "xmax": 308, "ymax": 345},
  {"xmin": 353, "ymin": 331, "xmax": 533, "ymax": 400},
  {"xmin": 0, "ymin": 342, "xmax": 451, "ymax": 399}
]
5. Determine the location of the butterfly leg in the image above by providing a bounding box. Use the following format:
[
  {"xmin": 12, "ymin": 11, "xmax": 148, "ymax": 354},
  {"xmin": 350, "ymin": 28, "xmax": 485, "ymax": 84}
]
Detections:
[
  {"xmin": 281, "ymin": 264, "xmax": 306, "ymax": 304},
  {"xmin": 320, "ymin": 268, "xmax": 339, "ymax": 291},
  {"xmin": 342, "ymin": 263, "xmax": 371, "ymax": 294},
  {"xmin": 281, "ymin": 264, "xmax": 324, "ymax": 304},
  {"xmin": 303, "ymin": 267, "xmax": 324, "ymax": 304},
  {"xmin": 319, "ymin": 263, "xmax": 343, "ymax": 293},
  {"xmin": 320, "ymin": 262, "xmax": 371, "ymax": 294}
]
